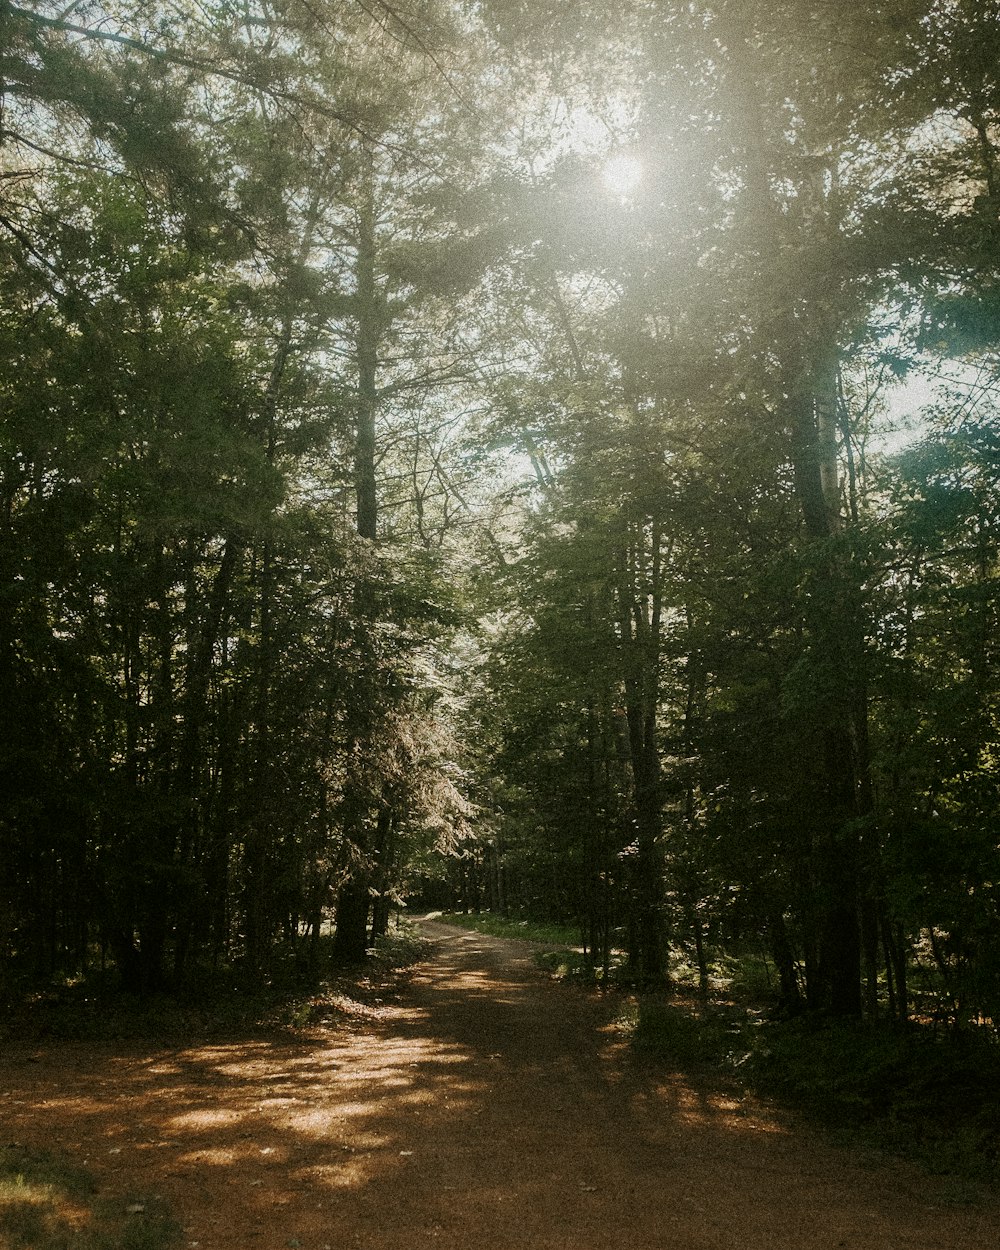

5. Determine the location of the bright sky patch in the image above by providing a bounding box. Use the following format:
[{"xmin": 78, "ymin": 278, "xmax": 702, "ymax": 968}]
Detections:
[{"xmin": 602, "ymin": 152, "xmax": 643, "ymax": 196}]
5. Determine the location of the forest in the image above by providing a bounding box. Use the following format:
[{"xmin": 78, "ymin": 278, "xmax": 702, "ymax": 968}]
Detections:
[{"xmin": 2, "ymin": 0, "xmax": 999, "ymax": 1034}]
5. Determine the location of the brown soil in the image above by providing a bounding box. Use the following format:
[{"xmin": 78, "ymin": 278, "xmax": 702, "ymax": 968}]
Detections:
[{"xmin": 3, "ymin": 919, "xmax": 998, "ymax": 1250}]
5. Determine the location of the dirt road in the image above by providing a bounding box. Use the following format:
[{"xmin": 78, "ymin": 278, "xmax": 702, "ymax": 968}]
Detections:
[{"xmin": 3, "ymin": 920, "xmax": 998, "ymax": 1249}]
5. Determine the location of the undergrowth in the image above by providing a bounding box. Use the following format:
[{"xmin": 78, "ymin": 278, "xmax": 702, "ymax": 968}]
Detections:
[
  {"xmin": 435, "ymin": 911, "xmax": 582, "ymax": 947},
  {"xmin": 524, "ymin": 931, "xmax": 1000, "ymax": 1188},
  {"xmin": 1, "ymin": 925, "xmax": 432, "ymax": 1044},
  {"xmin": 624, "ymin": 994, "xmax": 1000, "ymax": 1187},
  {"xmin": 0, "ymin": 1146, "xmax": 178, "ymax": 1250}
]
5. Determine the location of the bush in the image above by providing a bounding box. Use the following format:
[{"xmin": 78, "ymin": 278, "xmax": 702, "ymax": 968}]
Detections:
[
  {"xmin": 626, "ymin": 997, "xmax": 748, "ymax": 1070},
  {"xmin": 436, "ymin": 912, "xmax": 581, "ymax": 946},
  {"xmin": 621, "ymin": 992, "xmax": 1000, "ymax": 1184}
]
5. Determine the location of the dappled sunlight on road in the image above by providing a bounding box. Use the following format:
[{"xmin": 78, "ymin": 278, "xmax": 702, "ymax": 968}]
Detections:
[{"xmin": 3, "ymin": 921, "xmax": 998, "ymax": 1250}]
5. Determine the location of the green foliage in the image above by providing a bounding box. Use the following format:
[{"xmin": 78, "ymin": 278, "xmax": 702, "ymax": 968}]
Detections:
[
  {"xmin": 0, "ymin": 1147, "xmax": 179, "ymax": 1250},
  {"xmin": 0, "ymin": 0, "xmax": 485, "ymax": 995},
  {"xmin": 626, "ymin": 999, "xmax": 743, "ymax": 1071},
  {"xmin": 622, "ymin": 994, "xmax": 1000, "ymax": 1183},
  {"xmin": 534, "ymin": 947, "xmax": 631, "ymax": 984},
  {"xmin": 4, "ymin": 0, "xmax": 1000, "ymax": 1042},
  {"xmin": 744, "ymin": 1019, "xmax": 1000, "ymax": 1182},
  {"xmin": 1, "ymin": 924, "xmax": 430, "ymax": 1043},
  {"xmin": 437, "ymin": 912, "xmax": 581, "ymax": 947}
]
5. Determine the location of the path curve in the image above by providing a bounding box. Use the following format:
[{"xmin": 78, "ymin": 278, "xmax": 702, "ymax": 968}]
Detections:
[{"xmin": 3, "ymin": 919, "xmax": 998, "ymax": 1249}]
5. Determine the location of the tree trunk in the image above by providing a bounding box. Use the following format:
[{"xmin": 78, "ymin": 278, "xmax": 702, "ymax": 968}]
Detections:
[
  {"xmin": 618, "ymin": 521, "xmax": 667, "ymax": 986},
  {"xmin": 369, "ymin": 808, "xmax": 395, "ymax": 943},
  {"xmin": 334, "ymin": 145, "xmax": 383, "ymax": 962},
  {"xmin": 768, "ymin": 911, "xmax": 803, "ymax": 1015},
  {"xmin": 790, "ymin": 379, "xmax": 864, "ymax": 1017},
  {"xmin": 333, "ymin": 877, "xmax": 371, "ymax": 963}
]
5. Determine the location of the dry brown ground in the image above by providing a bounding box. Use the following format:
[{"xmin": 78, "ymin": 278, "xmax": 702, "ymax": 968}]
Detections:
[{"xmin": 3, "ymin": 919, "xmax": 998, "ymax": 1250}]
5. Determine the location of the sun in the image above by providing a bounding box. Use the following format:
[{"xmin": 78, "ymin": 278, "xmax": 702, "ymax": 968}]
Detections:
[{"xmin": 602, "ymin": 152, "xmax": 643, "ymax": 197}]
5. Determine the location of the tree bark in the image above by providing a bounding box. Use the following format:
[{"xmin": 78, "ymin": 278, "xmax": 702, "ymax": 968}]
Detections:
[
  {"xmin": 334, "ymin": 145, "xmax": 383, "ymax": 960},
  {"xmin": 617, "ymin": 520, "xmax": 666, "ymax": 985}
]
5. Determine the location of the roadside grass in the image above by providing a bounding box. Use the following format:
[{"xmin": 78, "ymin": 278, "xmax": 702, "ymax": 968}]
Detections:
[
  {"xmin": 623, "ymin": 990, "xmax": 1000, "ymax": 1188},
  {"xmin": 432, "ymin": 911, "xmax": 639, "ymax": 983},
  {"xmin": 741, "ymin": 1014, "xmax": 1000, "ymax": 1183},
  {"xmin": 0, "ymin": 1146, "xmax": 178, "ymax": 1250},
  {"xmin": 533, "ymin": 947, "xmax": 635, "ymax": 984},
  {"xmin": 1, "ymin": 924, "xmax": 432, "ymax": 1044},
  {"xmin": 434, "ymin": 911, "xmax": 582, "ymax": 947},
  {"xmin": 506, "ymin": 932, "xmax": 1000, "ymax": 1189}
]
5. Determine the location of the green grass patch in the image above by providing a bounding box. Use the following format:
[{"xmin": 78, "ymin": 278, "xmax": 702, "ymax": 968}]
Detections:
[
  {"xmin": 534, "ymin": 947, "xmax": 634, "ymax": 985},
  {"xmin": 534, "ymin": 935, "xmax": 779, "ymax": 994},
  {"xmin": 0, "ymin": 1146, "xmax": 179, "ymax": 1250},
  {"xmin": 435, "ymin": 911, "xmax": 582, "ymax": 947},
  {"xmin": 535, "ymin": 949, "xmax": 591, "ymax": 980}
]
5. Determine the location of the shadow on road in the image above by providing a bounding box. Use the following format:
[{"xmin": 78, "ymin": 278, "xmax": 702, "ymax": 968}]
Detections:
[{"xmin": 3, "ymin": 919, "xmax": 997, "ymax": 1250}]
